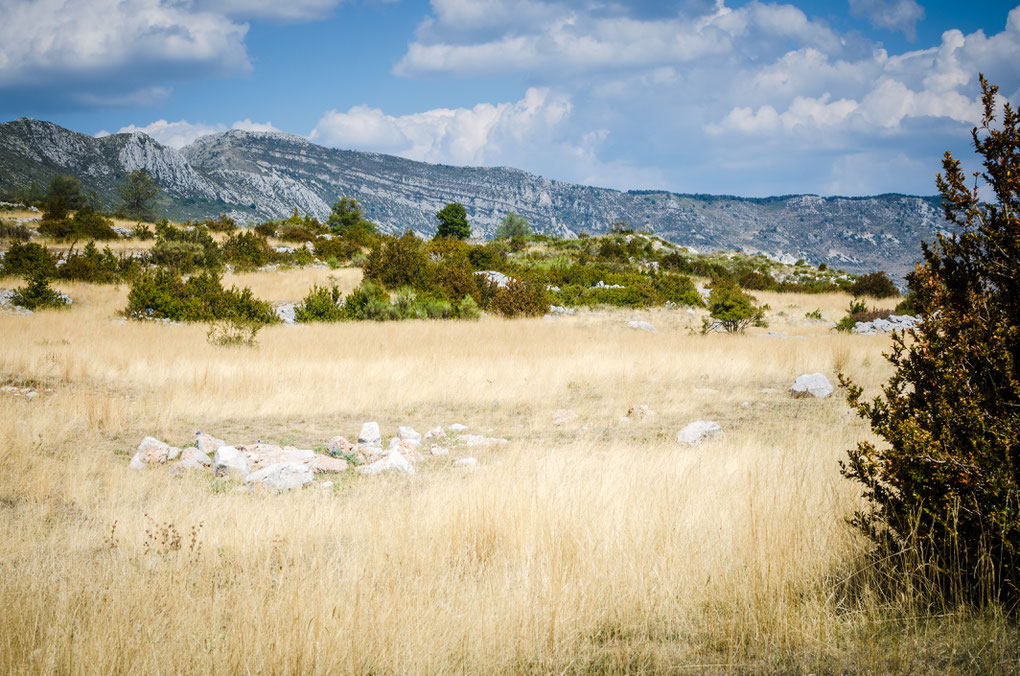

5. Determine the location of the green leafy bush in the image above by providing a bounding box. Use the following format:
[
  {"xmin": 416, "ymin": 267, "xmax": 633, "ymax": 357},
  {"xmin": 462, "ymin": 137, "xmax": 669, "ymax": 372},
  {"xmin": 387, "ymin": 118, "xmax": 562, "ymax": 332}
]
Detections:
[
  {"xmin": 295, "ymin": 284, "xmax": 346, "ymax": 323},
  {"xmin": 200, "ymin": 215, "xmax": 237, "ymax": 232},
  {"xmin": 0, "ymin": 222, "xmax": 32, "ymax": 241},
  {"xmin": 11, "ymin": 271, "xmax": 69, "ymax": 310},
  {"xmin": 364, "ymin": 230, "xmax": 432, "ymax": 290},
  {"xmin": 38, "ymin": 207, "xmax": 117, "ymax": 240},
  {"xmin": 125, "ymin": 269, "xmax": 277, "ymax": 324},
  {"xmin": 702, "ymin": 278, "xmax": 767, "ymax": 333},
  {"xmin": 150, "ymin": 221, "xmax": 221, "ymax": 272},
  {"xmin": 737, "ymin": 269, "xmax": 780, "ymax": 291},
  {"xmin": 840, "ymin": 77, "xmax": 1020, "ymax": 606},
  {"xmin": 489, "ymin": 278, "xmax": 548, "ymax": 317},
  {"xmin": 56, "ymin": 241, "xmax": 132, "ymax": 283},
  {"xmin": 1, "ymin": 241, "xmax": 56, "ymax": 278},
  {"xmin": 850, "ymin": 271, "xmax": 899, "ymax": 298},
  {"xmin": 222, "ymin": 231, "xmax": 274, "ymax": 271}
]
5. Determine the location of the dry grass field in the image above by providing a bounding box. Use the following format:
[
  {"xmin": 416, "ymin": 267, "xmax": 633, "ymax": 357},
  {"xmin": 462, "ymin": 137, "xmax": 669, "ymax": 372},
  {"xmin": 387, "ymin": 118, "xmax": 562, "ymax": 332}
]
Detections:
[{"xmin": 1, "ymin": 269, "xmax": 1017, "ymax": 673}]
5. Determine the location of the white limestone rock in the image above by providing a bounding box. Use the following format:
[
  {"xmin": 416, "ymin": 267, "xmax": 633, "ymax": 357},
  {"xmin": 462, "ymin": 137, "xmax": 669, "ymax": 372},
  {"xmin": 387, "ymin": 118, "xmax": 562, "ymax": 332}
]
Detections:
[
  {"xmin": 789, "ymin": 373, "xmax": 834, "ymax": 399},
  {"xmin": 246, "ymin": 461, "xmax": 314, "ymax": 492},
  {"xmin": 676, "ymin": 421, "xmax": 722, "ymax": 446},
  {"xmin": 213, "ymin": 446, "xmax": 250, "ymax": 481}
]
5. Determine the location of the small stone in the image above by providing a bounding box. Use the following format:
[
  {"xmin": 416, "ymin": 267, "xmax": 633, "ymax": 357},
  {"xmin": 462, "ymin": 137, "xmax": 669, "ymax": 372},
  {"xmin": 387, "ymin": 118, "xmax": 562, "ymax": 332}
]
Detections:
[
  {"xmin": 447, "ymin": 423, "xmax": 468, "ymax": 433},
  {"xmin": 453, "ymin": 457, "xmax": 478, "ymax": 468},
  {"xmin": 458, "ymin": 434, "xmax": 508, "ymax": 447},
  {"xmin": 626, "ymin": 320, "xmax": 656, "ymax": 332},
  {"xmin": 196, "ymin": 432, "xmax": 227, "ymax": 455},
  {"xmin": 396, "ymin": 426, "xmax": 422, "ymax": 444},
  {"xmin": 676, "ymin": 421, "xmax": 722, "ymax": 446},
  {"xmin": 359, "ymin": 451, "xmax": 414, "ymax": 475},
  {"xmin": 429, "ymin": 445, "xmax": 450, "ymax": 456},
  {"xmin": 789, "ymin": 373, "xmax": 834, "ymax": 399},
  {"xmin": 213, "ymin": 446, "xmax": 251, "ymax": 481},
  {"xmin": 310, "ymin": 455, "xmax": 348, "ymax": 473},
  {"xmin": 130, "ymin": 437, "xmax": 177, "ymax": 469},
  {"xmin": 245, "ymin": 461, "xmax": 313, "ymax": 492},
  {"xmin": 179, "ymin": 447, "xmax": 211, "ymax": 470},
  {"xmin": 319, "ymin": 481, "xmax": 334, "ymax": 490},
  {"xmin": 358, "ymin": 422, "xmax": 382, "ymax": 447},
  {"xmin": 424, "ymin": 425, "xmax": 445, "ymax": 440}
]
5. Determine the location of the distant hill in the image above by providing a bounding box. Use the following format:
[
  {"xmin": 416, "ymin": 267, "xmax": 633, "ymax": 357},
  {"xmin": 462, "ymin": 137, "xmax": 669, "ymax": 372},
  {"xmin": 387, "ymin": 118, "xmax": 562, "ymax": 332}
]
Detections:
[{"xmin": 0, "ymin": 117, "xmax": 946, "ymax": 277}]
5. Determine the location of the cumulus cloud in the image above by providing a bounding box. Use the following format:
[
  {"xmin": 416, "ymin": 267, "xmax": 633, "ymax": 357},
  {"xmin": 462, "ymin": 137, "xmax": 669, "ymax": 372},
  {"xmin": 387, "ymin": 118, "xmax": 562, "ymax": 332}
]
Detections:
[
  {"xmin": 190, "ymin": 0, "xmax": 347, "ymax": 21},
  {"xmin": 395, "ymin": 0, "xmax": 841, "ymax": 76},
  {"xmin": 849, "ymin": 0, "xmax": 925, "ymax": 41},
  {"xmin": 110, "ymin": 118, "xmax": 279, "ymax": 148},
  {"xmin": 310, "ymin": 87, "xmax": 572, "ymax": 166}
]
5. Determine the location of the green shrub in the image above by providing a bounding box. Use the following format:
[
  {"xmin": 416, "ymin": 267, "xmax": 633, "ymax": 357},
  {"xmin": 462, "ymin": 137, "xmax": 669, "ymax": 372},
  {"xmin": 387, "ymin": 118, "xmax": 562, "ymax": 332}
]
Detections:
[
  {"xmin": 11, "ymin": 270, "xmax": 69, "ymax": 310},
  {"xmin": 254, "ymin": 222, "xmax": 277, "ymax": 238},
  {"xmin": 56, "ymin": 241, "xmax": 130, "ymax": 283},
  {"xmin": 840, "ymin": 77, "xmax": 1020, "ymax": 606},
  {"xmin": 1, "ymin": 241, "xmax": 56, "ymax": 278},
  {"xmin": 150, "ymin": 221, "xmax": 221, "ymax": 271},
  {"xmin": 364, "ymin": 231, "xmax": 432, "ymax": 290},
  {"xmin": 222, "ymin": 231, "xmax": 273, "ymax": 271},
  {"xmin": 457, "ymin": 295, "xmax": 481, "ymax": 319},
  {"xmin": 850, "ymin": 271, "xmax": 899, "ymax": 298},
  {"xmin": 125, "ymin": 269, "xmax": 277, "ymax": 324},
  {"xmin": 0, "ymin": 222, "xmax": 32, "ymax": 241},
  {"xmin": 314, "ymin": 237, "xmax": 359, "ymax": 262},
  {"xmin": 295, "ymin": 284, "xmax": 346, "ymax": 323},
  {"xmin": 37, "ymin": 207, "xmax": 117, "ymax": 240},
  {"xmin": 737, "ymin": 269, "xmax": 780, "ymax": 291},
  {"xmin": 131, "ymin": 223, "xmax": 154, "ymax": 240},
  {"xmin": 201, "ymin": 215, "xmax": 237, "ymax": 232},
  {"xmin": 650, "ymin": 273, "xmax": 702, "ymax": 306},
  {"xmin": 702, "ymin": 278, "xmax": 766, "ymax": 333},
  {"xmin": 489, "ymin": 278, "xmax": 548, "ymax": 317}
]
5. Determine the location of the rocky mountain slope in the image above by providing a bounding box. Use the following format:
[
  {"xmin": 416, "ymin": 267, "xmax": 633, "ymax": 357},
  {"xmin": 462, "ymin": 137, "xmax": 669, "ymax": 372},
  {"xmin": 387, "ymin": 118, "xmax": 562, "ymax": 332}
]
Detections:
[{"xmin": 0, "ymin": 117, "xmax": 947, "ymax": 276}]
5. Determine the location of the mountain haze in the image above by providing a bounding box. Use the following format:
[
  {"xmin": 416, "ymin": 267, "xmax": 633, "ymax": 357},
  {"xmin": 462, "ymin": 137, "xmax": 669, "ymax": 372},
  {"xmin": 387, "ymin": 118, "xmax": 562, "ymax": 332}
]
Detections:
[{"xmin": 0, "ymin": 117, "xmax": 946, "ymax": 277}]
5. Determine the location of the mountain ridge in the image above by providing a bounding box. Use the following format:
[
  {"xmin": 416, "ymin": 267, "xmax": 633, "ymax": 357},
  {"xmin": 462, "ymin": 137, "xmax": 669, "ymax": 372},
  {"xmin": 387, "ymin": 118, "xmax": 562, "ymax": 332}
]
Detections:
[{"xmin": 0, "ymin": 117, "xmax": 947, "ymax": 277}]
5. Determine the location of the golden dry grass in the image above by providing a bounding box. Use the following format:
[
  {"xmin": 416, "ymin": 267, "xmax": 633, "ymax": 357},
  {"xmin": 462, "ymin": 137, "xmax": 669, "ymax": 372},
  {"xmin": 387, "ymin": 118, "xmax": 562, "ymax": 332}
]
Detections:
[{"xmin": 0, "ymin": 270, "xmax": 1016, "ymax": 673}]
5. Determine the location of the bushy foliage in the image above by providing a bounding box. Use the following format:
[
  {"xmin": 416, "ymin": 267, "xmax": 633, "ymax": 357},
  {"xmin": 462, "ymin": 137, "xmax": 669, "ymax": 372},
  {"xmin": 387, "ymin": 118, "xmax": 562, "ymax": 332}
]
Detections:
[
  {"xmin": 737, "ymin": 268, "xmax": 780, "ymax": 291},
  {"xmin": 327, "ymin": 198, "xmax": 379, "ymax": 247},
  {"xmin": 490, "ymin": 278, "xmax": 548, "ymax": 317},
  {"xmin": 118, "ymin": 169, "xmax": 161, "ymax": 221},
  {"xmin": 840, "ymin": 77, "xmax": 1020, "ymax": 606},
  {"xmin": 294, "ymin": 284, "xmax": 346, "ymax": 323},
  {"xmin": 200, "ymin": 215, "xmax": 238, "ymax": 232},
  {"xmin": 1, "ymin": 241, "xmax": 56, "ymax": 278},
  {"xmin": 850, "ymin": 271, "xmax": 899, "ymax": 298},
  {"xmin": 38, "ymin": 207, "xmax": 117, "ymax": 240},
  {"xmin": 150, "ymin": 220, "xmax": 221, "ymax": 272},
  {"xmin": 364, "ymin": 230, "xmax": 431, "ymax": 290},
  {"xmin": 495, "ymin": 212, "xmax": 532, "ymax": 239},
  {"xmin": 11, "ymin": 270, "xmax": 68, "ymax": 310},
  {"xmin": 0, "ymin": 222, "xmax": 32, "ymax": 241},
  {"xmin": 125, "ymin": 269, "xmax": 277, "ymax": 324},
  {"xmin": 314, "ymin": 236, "xmax": 360, "ymax": 263},
  {"xmin": 702, "ymin": 278, "xmax": 767, "ymax": 333},
  {"xmin": 222, "ymin": 231, "xmax": 274, "ymax": 271},
  {"xmin": 56, "ymin": 241, "xmax": 133, "ymax": 283},
  {"xmin": 435, "ymin": 202, "xmax": 470, "ymax": 240},
  {"xmin": 42, "ymin": 175, "xmax": 83, "ymax": 222}
]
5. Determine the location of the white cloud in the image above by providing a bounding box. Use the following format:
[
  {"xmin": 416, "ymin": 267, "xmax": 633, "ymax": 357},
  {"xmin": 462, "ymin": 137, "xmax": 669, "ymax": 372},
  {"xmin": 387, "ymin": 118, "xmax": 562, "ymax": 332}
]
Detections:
[
  {"xmin": 110, "ymin": 118, "xmax": 279, "ymax": 147},
  {"xmin": 849, "ymin": 0, "xmax": 925, "ymax": 41},
  {"xmin": 395, "ymin": 0, "xmax": 841, "ymax": 76},
  {"xmin": 191, "ymin": 0, "xmax": 347, "ymax": 21},
  {"xmin": 310, "ymin": 87, "xmax": 572, "ymax": 166}
]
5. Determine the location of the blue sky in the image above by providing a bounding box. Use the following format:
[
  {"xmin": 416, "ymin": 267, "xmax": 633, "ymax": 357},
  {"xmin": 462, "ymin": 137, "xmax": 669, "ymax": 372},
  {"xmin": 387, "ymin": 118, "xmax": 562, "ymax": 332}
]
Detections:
[{"xmin": 2, "ymin": 0, "xmax": 1019, "ymax": 197}]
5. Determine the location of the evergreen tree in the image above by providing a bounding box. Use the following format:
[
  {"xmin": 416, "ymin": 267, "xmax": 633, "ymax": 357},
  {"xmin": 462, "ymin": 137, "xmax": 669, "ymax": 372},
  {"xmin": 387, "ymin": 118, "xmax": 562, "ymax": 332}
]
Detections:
[{"xmin": 435, "ymin": 202, "xmax": 470, "ymax": 240}]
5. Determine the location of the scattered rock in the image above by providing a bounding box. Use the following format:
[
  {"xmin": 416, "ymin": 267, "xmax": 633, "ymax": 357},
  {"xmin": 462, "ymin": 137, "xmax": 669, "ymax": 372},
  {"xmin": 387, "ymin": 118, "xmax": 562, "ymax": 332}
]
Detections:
[
  {"xmin": 241, "ymin": 444, "xmax": 316, "ymax": 470},
  {"xmin": 852, "ymin": 314, "xmax": 918, "ymax": 334},
  {"xmin": 457, "ymin": 434, "xmax": 508, "ymax": 447},
  {"xmin": 319, "ymin": 481, "xmax": 334, "ymax": 490},
  {"xmin": 429, "ymin": 445, "xmax": 450, "ymax": 456},
  {"xmin": 196, "ymin": 432, "xmax": 227, "ymax": 455},
  {"xmin": 246, "ymin": 462, "xmax": 313, "ymax": 492},
  {"xmin": 551, "ymin": 409, "xmax": 578, "ymax": 426},
  {"xmin": 129, "ymin": 437, "xmax": 177, "ymax": 470},
  {"xmin": 358, "ymin": 422, "xmax": 382, "ymax": 448},
  {"xmin": 359, "ymin": 451, "xmax": 414, "ymax": 475},
  {"xmin": 396, "ymin": 426, "xmax": 421, "ymax": 444},
  {"xmin": 326, "ymin": 435, "xmax": 358, "ymax": 458},
  {"xmin": 627, "ymin": 405, "xmax": 655, "ymax": 419},
  {"xmin": 179, "ymin": 447, "xmax": 211, "ymax": 470},
  {"xmin": 447, "ymin": 423, "xmax": 468, "ymax": 433},
  {"xmin": 310, "ymin": 455, "xmax": 348, "ymax": 473},
  {"xmin": 789, "ymin": 373, "xmax": 834, "ymax": 399},
  {"xmin": 676, "ymin": 421, "xmax": 723, "ymax": 446},
  {"xmin": 275, "ymin": 304, "xmax": 296, "ymax": 324},
  {"xmin": 453, "ymin": 457, "xmax": 477, "ymax": 469},
  {"xmin": 626, "ymin": 320, "xmax": 656, "ymax": 332},
  {"xmin": 477, "ymin": 270, "xmax": 511, "ymax": 288},
  {"xmin": 424, "ymin": 426, "xmax": 445, "ymax": 440},
  {"xmin": 213, "ymin": 446, "xmax": 250, "ymax": 481}
]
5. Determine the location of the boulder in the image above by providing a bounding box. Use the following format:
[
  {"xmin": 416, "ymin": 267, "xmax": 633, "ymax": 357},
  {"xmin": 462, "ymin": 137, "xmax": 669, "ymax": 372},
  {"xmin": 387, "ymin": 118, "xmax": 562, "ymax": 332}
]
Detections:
[
  {"xmin": 626, "ymin": 320, "xmax": 656, "ymax": 332},
  {"xmin": 676, "ymin": 421, "xmax": 722, "ymax": 446},
  {"xmin": 447, "ymin": 423, "xmax": 468, "ymax": 433},
  {"xmin": 358, "ymin": 451, "xmax": 415, "ymax": 475},
  {"xmin": 358, "ymin": 422, "xmax": 382, "ymax": 448},
  {"xmin": 129, "ymin": 437, "xmax": 176, "ymax": 470},
  {"xmin": 213, "ymin": 446, "xmax": 250, "ymax": 481},
  {"xmin": 242, "ymin": 444, "xmax": 316, "ymax": 470},
  {"xmin": 424, "ymin": 426, "xmax": 445, "ymax": 440},
  {"xmin": 246, "ymin": 462, "xmax": 314, "ymax": 492},
  {"xmin": 396, "ymin": 426, "xmax": 422, "ymax": 444},
  {"xmin": 178, "ymin": 447, "xmax": 211, "ymax": 470},
  {"xmin": 789, "ymin": 373, "xmax": 834, "ymax": 399},
  {"xmin": 196, "ymin": 432, "xmax": 227, "ymax": 455},
  {"xmin": 309, "ymin": 455, "xmax": 348, "ymax": 473},
  {"xmin": 551, "ymin": 409, "xmax": 578, "ymax": 426}
]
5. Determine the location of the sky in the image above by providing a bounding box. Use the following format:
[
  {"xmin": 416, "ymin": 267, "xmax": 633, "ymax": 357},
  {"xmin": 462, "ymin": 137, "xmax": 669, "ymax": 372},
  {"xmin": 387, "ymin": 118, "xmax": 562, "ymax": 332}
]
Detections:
[{"xmin": 1, "ymin": 0, "xmax": 1019, "ymax": 197}]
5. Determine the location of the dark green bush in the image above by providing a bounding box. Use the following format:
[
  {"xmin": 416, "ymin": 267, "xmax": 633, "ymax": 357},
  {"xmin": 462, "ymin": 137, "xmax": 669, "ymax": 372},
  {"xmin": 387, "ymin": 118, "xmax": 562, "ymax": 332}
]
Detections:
[
  {"xmin": 364, "ymin": 230, "xmax": 432, "ymax": 290},
  {"xmin": 702, "ymin": 278, "xmax": 767, "ymax": 333},
  {"xmin": 11, "ymin": 270, "xmax": 69, "ymax": 310},
  {"xmin": 1, "ymin": 241, "xmax": 56, "ymax": 278},
  {"xmin": 850, "ymin": 271, "xmax": 899, "ymax": 298},
  {"xmin": 254, "ymin": 222, "xmax": 277, "ymax": 238},
  {"xmin": 0, "ymin": 222, "xmax": 32, "ymax": 241},
  {"xmin": 295, "ymin": 284, "xmax": 346, "ymax": 323},
  {"xmin": 56, "ymin": 241, "xmax": 131, "ymax": 283},
  {"xmin": 651, "ymin": 273, "xmax": 702, "ymax": 306},
  {"xmin": 737, "ymin": 269, "xmax": 780, "ymax": 291},
  {"xmin": 150, "ymin": 221, "xmax": 221, "ymax": 271},
  {"xmin": 125, "ymin": 269, "xmax": 277, "ymax": 324},
  {"xmin": 222, "ymin": 231, "xmax": 274, "ymax": 271},
  {"xmin": 314, "ymin": 236, "xmax": 359, "ymax": 262},
  {"xmin": 37, "ymin": 207, "xmax": 117, "ymax": 240},
  {"xmin": 201, "ymin": 215, "xmax": 237, "ymax": 232}
]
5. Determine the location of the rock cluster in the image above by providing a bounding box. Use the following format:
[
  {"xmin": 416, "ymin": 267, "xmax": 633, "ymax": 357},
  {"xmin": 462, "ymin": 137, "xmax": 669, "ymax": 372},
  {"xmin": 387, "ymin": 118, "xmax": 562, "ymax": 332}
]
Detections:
[
  {"xmin": 852, "ymin": 314, "xmax": 918, "ymax": 334},
  {"xmin": 128, "ymin": 422, "xmax": 502, "ymax": 491}
]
